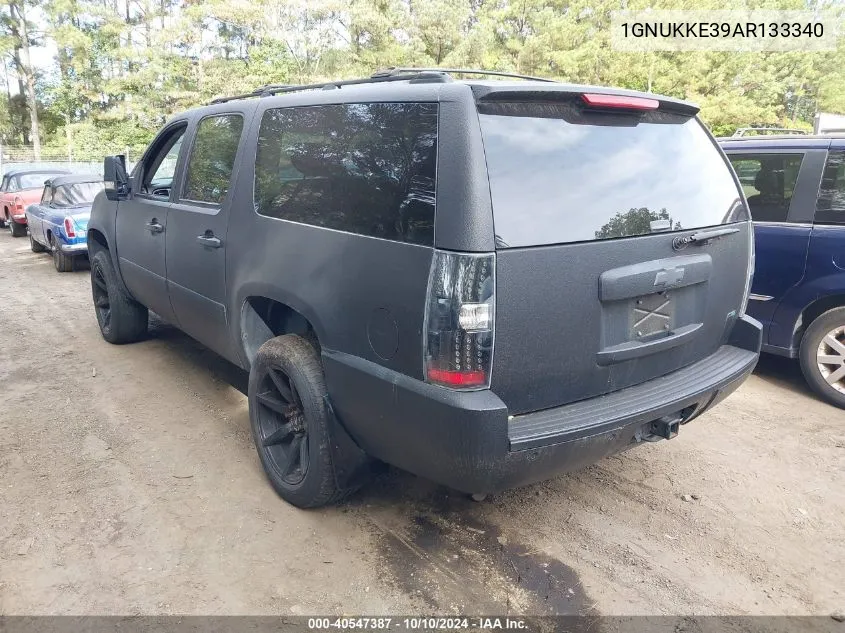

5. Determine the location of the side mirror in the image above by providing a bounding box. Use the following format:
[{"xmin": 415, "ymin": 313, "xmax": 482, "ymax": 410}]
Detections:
[{"xmin": 104, "ymin": 155, "xmax": 130, "ymax": 201}]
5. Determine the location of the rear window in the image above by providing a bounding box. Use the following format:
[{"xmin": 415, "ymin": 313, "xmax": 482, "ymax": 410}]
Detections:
[{"xmin": 477, "ymin": 102, "xmax": 743, "ymax": 248}]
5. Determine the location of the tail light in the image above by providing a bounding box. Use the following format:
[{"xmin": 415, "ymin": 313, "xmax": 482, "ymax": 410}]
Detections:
[
  {"xmin": 64, "ymin": 217, "xmax": 76, "ymax": 238},
  {"xmin": 13, "ymin": 197, "xmax": 24, "ymax": 215},
  {"xmin": 423, "ymin": 250, "xmax": 495, "ymax": 389}
]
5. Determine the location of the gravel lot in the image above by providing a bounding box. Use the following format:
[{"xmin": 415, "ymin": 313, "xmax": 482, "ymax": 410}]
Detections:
[{"xmin": 0, "ymin": 235, "xmax": 843, "ymax": 618}]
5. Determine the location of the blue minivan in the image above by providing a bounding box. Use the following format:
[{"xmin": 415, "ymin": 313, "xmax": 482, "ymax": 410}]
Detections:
[{"xmin": 721, "ymin": 135, "xmax": 845, "ymax": 407}]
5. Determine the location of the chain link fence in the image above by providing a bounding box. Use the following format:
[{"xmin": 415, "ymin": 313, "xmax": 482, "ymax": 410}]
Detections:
[{"xmin": 0, "ymin": 145, "xmax": 141, "ymax": 178}]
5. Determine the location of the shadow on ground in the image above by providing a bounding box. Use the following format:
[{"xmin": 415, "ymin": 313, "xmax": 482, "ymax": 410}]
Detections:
[
  {"xmin": 752, "ymin": 352, "xmax": 813, "ymax": 399},
  {"xmin": 127, "ymin": 316, "xmax": 596, "ymax": 616}
]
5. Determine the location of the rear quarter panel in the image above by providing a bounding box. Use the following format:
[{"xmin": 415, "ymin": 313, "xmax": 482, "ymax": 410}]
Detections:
[{"xmin": 224, "ymin": 93, "xmax": 440, "ymax": 376}]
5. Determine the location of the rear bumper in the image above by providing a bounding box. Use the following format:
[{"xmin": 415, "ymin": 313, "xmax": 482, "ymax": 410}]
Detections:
[
  {"xmin": 323, "ymin": 315, "xmax": 762, "ymax": 494},
  {"xmin": 58, "ymin": 240, "xmax": 88, "ymax": 253}
]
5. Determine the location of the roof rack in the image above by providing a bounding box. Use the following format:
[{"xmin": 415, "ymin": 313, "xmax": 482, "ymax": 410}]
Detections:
[
  {"xmin": 372, "ymin": 67, "xmax": 557, "ymax": 83},
  {"xmin": 732, "ymin": 127, "xmax": 808, "ymax": 137},
  {"xmin": 208, "ymin": 70, "xmax": 450, "ymax": 105},
  {"xmin": 208, "ymin": 67, "xmax": 555, "ymax": 105}
]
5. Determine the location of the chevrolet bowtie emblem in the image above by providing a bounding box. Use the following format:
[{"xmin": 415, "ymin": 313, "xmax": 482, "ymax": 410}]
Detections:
[{"xmin": 654, "ymin": 267, "xmax": 685, "ymax": 287}]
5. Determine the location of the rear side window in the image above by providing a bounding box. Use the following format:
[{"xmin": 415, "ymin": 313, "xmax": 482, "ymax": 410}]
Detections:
[
  {"xmin": 727, "ymin": 153, "xmax": 804, "ymax": 223},
  {"xmin": 477, "ymin": 102, "xmax": 743, "ymax": 247},
  {"xmin": 816, "ymin": 151, "xmax": 845, "ymax": 225},
  {"xmin": 183, "ymin": 114, "xmax": 244, "ymax": 205},
  {"xmin": 254, "ymin": 102, "xmax": 437, "ymax": 246}
]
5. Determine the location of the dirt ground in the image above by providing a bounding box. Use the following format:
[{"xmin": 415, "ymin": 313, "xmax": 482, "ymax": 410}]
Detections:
[{"xmin": 0, "ymin": 235, "xmax": 843, "ymax": 619}]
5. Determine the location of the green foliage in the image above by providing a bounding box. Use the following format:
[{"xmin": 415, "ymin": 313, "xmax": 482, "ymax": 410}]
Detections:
[
  {"xmin": 0, "ymin": 0, "xmax": 840, "ymax": 156},
  {"xmin": 595, "ymin": 208, "xmax": 681, "ymax": 240}
]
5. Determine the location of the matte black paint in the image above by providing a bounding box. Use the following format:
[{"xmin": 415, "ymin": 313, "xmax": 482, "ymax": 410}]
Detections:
[
  {"xmin": 88, "ymin": 77, "xmax": 761, "ymax": 494},
  {"xmin": 492, "ymin": 224, "xmax": 752, "ymax": 414}
]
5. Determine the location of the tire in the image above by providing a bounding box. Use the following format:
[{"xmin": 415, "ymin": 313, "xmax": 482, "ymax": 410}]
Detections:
[
  {"xmin": 9, "ymin": 219, "xmax": 25, "ymax": 237},
  {"xmin": 0, "ymin": 216, "xmax": 5, "ymax": 228},
  {"xmin": 51, "ymin": 236, "xmax": 74, "ymax": 272},
  {"xmin": 248, "ymin": 334, "xmax": 354, "ymax": 508},
  {"xmin": 29, "ymin": 233, "xmax": 46, "ymax": 253},
  {"xmin": 799, "ymin": 306, "xmax": 845, "ymax": 408},
  {"xmin": 90, "ymin": 249, "xmax": 148, "ymax": 344}
]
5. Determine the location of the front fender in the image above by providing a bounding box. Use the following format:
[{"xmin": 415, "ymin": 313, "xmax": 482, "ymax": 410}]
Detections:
[{"xmin": 88, "ymin": 193, "xmax": 132, "ymax": 299}]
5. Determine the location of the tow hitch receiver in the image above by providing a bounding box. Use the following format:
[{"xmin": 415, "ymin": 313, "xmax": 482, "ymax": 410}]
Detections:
[{"xmin": 652, "ymin": 415, "xmax": 681, "ymax": 440}]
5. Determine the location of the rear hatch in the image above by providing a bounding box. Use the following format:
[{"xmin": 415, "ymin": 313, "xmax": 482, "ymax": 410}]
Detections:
[{"xmin": 476, "ymin": 91, "xmax": 751, "ymax": 415}]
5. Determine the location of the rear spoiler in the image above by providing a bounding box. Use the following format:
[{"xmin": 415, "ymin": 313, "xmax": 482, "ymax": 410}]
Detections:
[{"xmin": 472, "ymin": 86, "xmax": 700, "ymax": 117}]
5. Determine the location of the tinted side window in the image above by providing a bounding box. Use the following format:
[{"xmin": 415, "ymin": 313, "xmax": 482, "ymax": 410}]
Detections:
[
  {"xmin": 255, "ymin": 103, "xmax": 437, "ymax": 246},
  {"xmin": 727, "ymin": 153, "xmax": 804, "ymax": 223},
  {"xmin": 142, "ymin": 125, "xmax": 187, "ymax": 198},
  {"xmin": 815, "ymin": 151, "xmax": 845, "ymax": 225},
  {"xmin": 183, "ymin": 114, "xmax": 244, "ymax": 205}
]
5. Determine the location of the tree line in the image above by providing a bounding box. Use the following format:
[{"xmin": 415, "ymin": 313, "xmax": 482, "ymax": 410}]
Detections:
[{"xmin": 0, "ymin": 0, "xmax": 842, "ymax": 161}]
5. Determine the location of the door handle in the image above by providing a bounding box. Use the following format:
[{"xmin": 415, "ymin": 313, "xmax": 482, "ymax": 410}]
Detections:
[
  {"xmin": 196, "ymin": 233, "xmax": 222, "ymax": 248},
  {"xmin": 145, "ymin": 220, "xmax": 164, "ymax": 234}
]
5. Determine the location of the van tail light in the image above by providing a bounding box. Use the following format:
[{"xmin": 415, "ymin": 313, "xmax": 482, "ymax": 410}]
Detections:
[
  {"xmin": 424, "ymin": 250, "xmax": 495, "ymax": 390},
  {"xmin": 581, "ymin": 93, "xmax": 659, "ymax": 111},
  {"xmin": 64, "ymin": 217, "xmax": 76, "ymax": 238}
]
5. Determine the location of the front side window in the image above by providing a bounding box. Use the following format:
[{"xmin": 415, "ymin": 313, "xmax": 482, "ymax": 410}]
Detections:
[
  {"xmin": 727, "ymin": 153, "xmax": 804, "ymax": 223},
  {"xmin": 254, "ymin": 102, "xmax": 438, "ymax": 246},
  {"xmin": 142, "ymin": 126, "xmax": 187, "ymax": 198},
  {"xmin": 182, "ymin": 114, "xmax": 244, "ymax": 205},
  {"xmin": 41, "ymin": 186, "xmax": 52, "ymax": 205},
  {"xmin": 816, "ymin": 151, "xmax": 845, "ymax": 225}
]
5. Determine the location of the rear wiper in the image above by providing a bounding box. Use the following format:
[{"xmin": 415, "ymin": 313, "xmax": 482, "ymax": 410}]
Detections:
[{"xmin": 672, "ymin": 227, "xmax": 740, "ymax": 250}]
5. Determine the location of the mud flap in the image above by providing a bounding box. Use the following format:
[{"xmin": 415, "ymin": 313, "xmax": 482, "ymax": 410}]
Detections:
[{"xmin": 323, "ymin": 394, "xmax": 380, "ymax": 490}]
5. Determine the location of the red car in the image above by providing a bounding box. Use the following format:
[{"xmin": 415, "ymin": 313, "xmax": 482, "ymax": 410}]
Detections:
[{"xmin": 1, "ymin": 168, "xmax": 70, "ymax": 236}]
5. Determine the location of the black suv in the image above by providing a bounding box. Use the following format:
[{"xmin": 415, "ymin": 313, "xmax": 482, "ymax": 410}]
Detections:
[{"xmin": 88, "ymin": 69, "xmax": 762, "ymax": 507}]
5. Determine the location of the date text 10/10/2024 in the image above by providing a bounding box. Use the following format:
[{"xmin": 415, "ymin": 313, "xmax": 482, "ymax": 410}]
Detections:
[{"xmin": 307, "ymin": 617, "xmax": 529, "ymax": 630}]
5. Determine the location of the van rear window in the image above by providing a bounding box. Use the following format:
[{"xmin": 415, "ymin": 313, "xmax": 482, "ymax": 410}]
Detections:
[{"xmin": 477, "ymin": 102, "xmax": 743, "ymax": 248}]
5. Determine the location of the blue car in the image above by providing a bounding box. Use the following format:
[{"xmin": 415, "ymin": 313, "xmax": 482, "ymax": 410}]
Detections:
[
  {"xmin": 25, "ymin": 174, "xmax": 104, "ymax": 272},
  {"xmin": 720, "ymin": 135, "xmax": 845, "ymax": 407}
]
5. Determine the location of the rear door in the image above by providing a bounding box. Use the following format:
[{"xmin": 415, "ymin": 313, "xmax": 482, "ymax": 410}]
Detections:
[
  {"xmin": 476, "ymin": 96, "xmax": 753, "ymax": 414},
  {"xmin": 724, "ymin": 149, "xmax": 826, "ymax": 345},
  {"xmin": 782, "ymin": 149, "xmax": 845, "ymax": 344},
  {"xmin": 115, "ymin": 122, "xmax": 187, "ymax": 323},
  {"xmin": 165, "ymin": 112, "xmax": 245, "ymax": 362}
]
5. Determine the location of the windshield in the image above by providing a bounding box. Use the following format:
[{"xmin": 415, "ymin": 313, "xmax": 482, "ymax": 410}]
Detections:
[
  {"xmin": 477, "ymin": 102, "xmax": 743, "ymax": 248},
  {"xmin": 52, "ymin": 182, "xmax": 103, "ymax": 207},
  {"xmin": 18, "ymin": 173, "xmax": 66, "ymax": 190}
]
